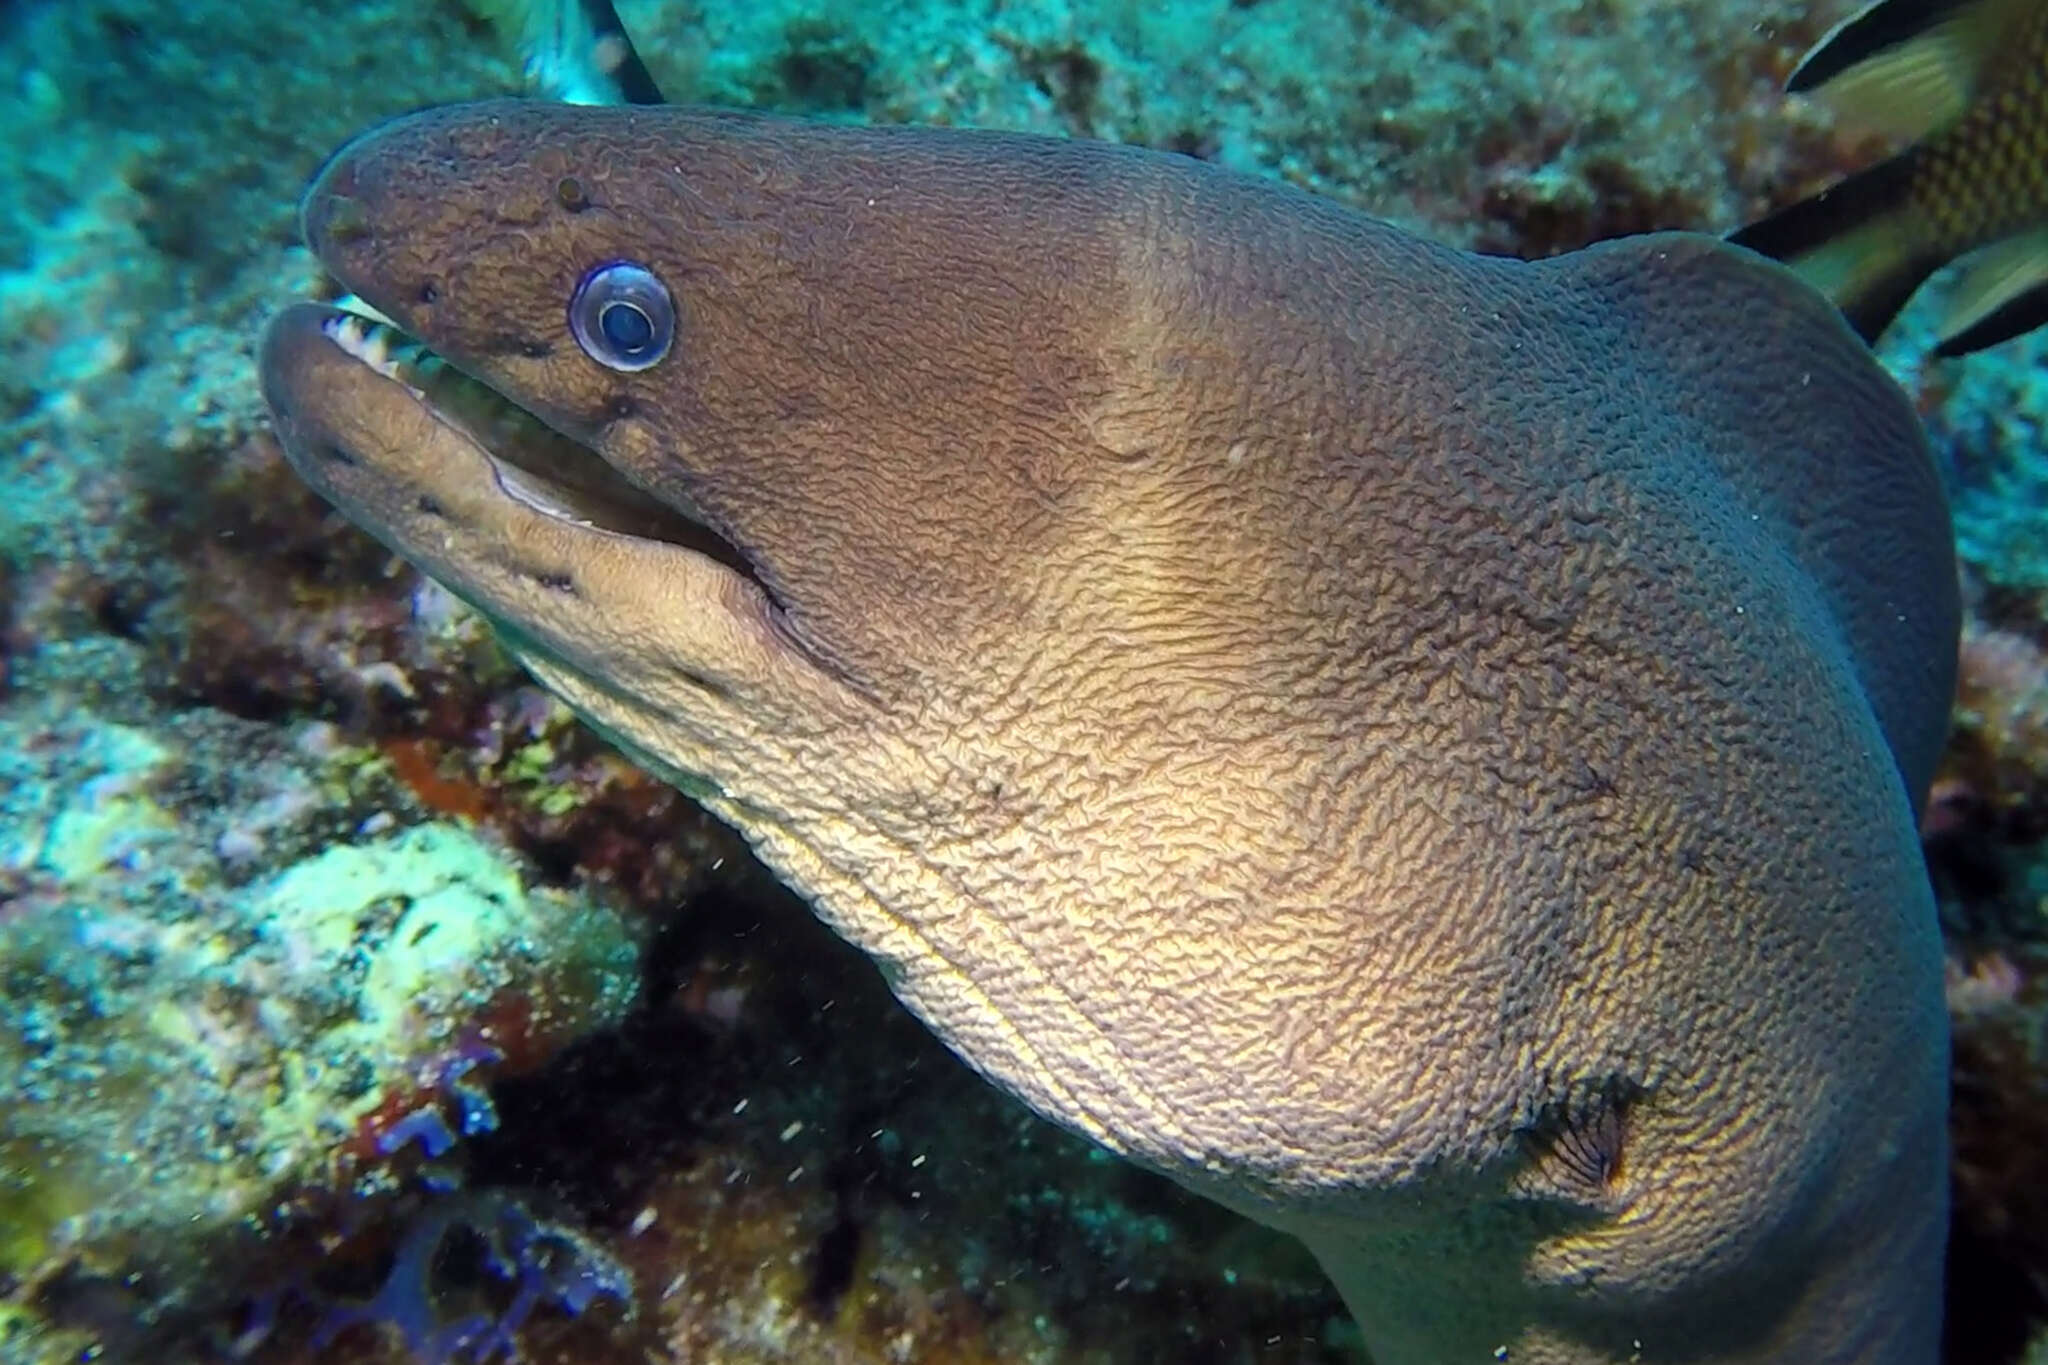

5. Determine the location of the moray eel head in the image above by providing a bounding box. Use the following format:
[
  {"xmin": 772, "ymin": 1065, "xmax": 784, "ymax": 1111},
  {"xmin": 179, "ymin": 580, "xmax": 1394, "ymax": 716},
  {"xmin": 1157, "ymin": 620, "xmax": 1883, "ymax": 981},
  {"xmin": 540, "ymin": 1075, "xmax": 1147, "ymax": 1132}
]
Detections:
[{"xmin": 263, "ymin": 99, "xmax": 1960, "ymax": 1364}]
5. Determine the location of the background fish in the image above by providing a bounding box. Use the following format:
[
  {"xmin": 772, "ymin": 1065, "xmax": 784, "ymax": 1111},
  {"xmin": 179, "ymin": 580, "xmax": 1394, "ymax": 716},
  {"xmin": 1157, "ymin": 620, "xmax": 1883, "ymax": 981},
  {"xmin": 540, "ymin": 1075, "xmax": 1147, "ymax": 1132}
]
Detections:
[
  {"xmin": 1730, "ymin": 0, "xmax": 2048, "ymax": 356},
  {"xmin": 474, "ymin": 0, "xmax": 665, "ymax": 105}
]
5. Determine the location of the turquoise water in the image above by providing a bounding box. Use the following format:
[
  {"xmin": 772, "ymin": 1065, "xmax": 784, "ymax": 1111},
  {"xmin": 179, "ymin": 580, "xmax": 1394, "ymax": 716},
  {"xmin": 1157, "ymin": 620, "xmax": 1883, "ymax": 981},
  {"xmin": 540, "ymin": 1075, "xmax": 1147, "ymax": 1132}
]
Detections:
[{"xmin": 1, "ymin": 2, "xmax": 2045, "ymax": 1362}]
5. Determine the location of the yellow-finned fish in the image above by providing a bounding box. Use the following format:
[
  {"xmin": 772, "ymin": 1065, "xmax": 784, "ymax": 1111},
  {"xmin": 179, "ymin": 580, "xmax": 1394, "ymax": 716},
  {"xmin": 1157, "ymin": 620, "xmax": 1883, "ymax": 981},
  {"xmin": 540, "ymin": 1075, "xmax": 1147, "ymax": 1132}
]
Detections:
[{"xmin": 1730, "ymin": 0, "xmax": 2048, "ymax": 356}]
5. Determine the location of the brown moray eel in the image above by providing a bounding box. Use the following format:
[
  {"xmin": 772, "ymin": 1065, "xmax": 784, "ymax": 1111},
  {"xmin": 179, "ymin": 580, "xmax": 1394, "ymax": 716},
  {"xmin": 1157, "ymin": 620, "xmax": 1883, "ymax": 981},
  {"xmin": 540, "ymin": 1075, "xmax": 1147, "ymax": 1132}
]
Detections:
[{"xmin": 260, "ymin": 100, "xmax": 1962, "ymax": 1363}]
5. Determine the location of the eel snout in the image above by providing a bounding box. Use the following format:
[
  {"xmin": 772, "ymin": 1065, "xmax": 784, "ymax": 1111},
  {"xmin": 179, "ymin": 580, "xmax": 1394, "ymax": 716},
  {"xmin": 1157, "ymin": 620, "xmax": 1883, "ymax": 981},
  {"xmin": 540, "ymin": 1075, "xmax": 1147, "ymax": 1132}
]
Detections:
[{"xmin": 258, "ymin": 299, "xmax": 852, "ymax": 742}]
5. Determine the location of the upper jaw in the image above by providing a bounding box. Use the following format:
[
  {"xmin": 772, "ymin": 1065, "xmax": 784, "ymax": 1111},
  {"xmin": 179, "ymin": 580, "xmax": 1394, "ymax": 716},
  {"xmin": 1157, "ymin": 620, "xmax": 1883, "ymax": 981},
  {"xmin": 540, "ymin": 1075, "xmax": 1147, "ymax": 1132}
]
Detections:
[
  {"xmin": 272, "ymin": 297, "xmax": 758, "ymax": 580},
  {"xmin": 260, "ymin": 296, "xmax": 862, "ymax": 737}
]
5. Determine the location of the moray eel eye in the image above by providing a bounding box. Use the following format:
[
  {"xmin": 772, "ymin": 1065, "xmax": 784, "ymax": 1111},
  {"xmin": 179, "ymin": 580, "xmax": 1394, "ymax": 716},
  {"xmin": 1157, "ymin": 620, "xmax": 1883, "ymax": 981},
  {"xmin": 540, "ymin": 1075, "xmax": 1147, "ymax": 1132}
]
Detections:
[{"xmin": 569, "ymin": 261, "xmax": 674, "ymax": 371}]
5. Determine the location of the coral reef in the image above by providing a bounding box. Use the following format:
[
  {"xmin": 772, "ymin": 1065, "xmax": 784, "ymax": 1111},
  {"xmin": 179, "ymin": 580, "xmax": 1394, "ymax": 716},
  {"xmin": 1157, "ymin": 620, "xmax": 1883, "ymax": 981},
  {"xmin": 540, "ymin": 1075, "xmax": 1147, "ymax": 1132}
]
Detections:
[
  {"xmin": 296, "ymin": 1191, "xmax": 633, "ymax": 1365},
  {"xmin": 2, "ymin": 0, "xmax": 2047, "ymax": 1361},
  {"xmin": 1947, "ymin": 963, "xmax": 2048, "ymax": 1365},
  {"xmin": 633, "ymin": 0, "xmax": 1866, "ymax": 250},
  {"xmin": 0, "ymin": 653, "xmax": 643, "ymax": 1360},
  {"xmin": 1933, "ymin": 345, "xmax": 2048, "ymax": 596},
  {"xmin": 1932, "ymin": 616, "xmax": 2048, "ymax": 1365},
  {"xmin": 239, "ymin": 870, "xmax": 1355, "ymax": 1365}
]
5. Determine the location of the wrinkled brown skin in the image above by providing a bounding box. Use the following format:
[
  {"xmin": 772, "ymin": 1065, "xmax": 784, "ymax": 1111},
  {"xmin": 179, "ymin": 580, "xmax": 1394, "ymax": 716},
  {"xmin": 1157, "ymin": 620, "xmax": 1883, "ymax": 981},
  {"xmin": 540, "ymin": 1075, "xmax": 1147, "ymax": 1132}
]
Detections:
[{"xmin": 260, "ymin": 100, "xmax": 1960, "ymax": 1363}]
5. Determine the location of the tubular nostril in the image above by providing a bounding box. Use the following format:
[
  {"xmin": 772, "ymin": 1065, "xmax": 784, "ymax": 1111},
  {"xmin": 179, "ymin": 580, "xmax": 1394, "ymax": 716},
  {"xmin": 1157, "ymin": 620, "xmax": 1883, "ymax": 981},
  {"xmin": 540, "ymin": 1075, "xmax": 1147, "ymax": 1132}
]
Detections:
[
  {"xmin": 299, "ymin": 138, "xmax": 369, "ymax": 254},
  {"xmin": 316, "ymin": 193, "xmax": 372, "ymax": 248}
]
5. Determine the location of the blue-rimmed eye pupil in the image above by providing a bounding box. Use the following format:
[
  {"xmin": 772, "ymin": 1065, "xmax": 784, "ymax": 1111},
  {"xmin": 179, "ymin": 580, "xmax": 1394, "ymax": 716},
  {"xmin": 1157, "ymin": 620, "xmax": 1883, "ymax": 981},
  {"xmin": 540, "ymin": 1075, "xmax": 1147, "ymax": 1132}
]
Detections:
[
  {"xmin": 568, "ymin": 262, "xmax": 674, "ymax": 372},
  {"xmin": 599, "ymin": 300, "xmax": 654, "ymax": 354}
]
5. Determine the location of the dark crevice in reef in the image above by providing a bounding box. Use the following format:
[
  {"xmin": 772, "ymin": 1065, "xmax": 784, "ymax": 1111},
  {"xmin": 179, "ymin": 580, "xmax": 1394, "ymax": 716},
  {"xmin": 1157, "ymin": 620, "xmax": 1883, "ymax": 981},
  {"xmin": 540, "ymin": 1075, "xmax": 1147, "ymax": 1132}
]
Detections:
[
  {"xmin": 1029, "ymin": 46, "xmax": 1103, "ymax": 127},
  {"xmin": 771, "ymin": 18, "xmax": 876, "ymax": 114},
  {"xmin": 1947, "ymin": 1018, "xmax": 2048, "ymax": 1364}
]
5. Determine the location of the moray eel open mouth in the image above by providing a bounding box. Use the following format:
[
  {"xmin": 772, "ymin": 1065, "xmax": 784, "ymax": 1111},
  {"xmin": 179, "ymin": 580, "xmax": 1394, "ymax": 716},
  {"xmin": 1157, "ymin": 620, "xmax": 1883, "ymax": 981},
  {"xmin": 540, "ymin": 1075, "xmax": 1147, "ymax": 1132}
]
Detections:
[
  {"xmin": 266, "ymin": 296, "xmax": 760, "ymax": 588},
  {"xmin": 259, "ymin": 287, "xmax": 827, "ymax": 715},
  {"xmin": 259, "ymin": 101, "xmax": 855, "ymax": 727}
]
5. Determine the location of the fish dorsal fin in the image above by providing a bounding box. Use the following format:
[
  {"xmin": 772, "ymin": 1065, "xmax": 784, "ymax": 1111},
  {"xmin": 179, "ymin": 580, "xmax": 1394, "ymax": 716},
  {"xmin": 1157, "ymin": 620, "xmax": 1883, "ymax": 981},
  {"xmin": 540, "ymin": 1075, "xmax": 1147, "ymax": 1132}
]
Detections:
[
  {"xmin": 1789, "ymin": 0, "xmax": 2015, "ymax": 141},
  {"xmin": 1934, "ymin": 227, "xmax": 2048, "ymax": 354}
]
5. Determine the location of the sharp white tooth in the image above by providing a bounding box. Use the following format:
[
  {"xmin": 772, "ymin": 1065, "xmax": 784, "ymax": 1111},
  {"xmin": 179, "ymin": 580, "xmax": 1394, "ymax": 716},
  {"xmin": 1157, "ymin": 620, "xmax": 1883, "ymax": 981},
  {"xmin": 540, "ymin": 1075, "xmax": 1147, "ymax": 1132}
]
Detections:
[
  {"xmin": 363, "ymin": 326, "xmax": 391, "ymax": 371},
  {"xmin": 334, "ymin": 294, "xmax": 402, "ymax": 330},
  {"xmin": 493, "ymin": 458, "xmax": 594, "ymax": 526}
]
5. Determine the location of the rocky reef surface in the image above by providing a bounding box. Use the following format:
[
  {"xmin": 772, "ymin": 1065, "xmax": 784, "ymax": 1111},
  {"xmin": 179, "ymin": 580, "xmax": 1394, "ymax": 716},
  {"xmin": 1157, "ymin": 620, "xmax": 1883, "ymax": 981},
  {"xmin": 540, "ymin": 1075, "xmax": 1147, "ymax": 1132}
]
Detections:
[{"xmin": 1, "ymin": 1, "xmax": 2045, "ymax": 1363}]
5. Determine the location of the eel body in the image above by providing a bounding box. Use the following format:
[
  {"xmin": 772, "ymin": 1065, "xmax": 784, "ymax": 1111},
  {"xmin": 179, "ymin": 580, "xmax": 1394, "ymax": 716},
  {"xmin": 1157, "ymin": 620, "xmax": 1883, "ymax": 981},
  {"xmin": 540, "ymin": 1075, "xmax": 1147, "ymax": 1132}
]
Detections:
[{"xmin": 261, "ymin": 100, "xmax": 1960, "ymax": 1363}]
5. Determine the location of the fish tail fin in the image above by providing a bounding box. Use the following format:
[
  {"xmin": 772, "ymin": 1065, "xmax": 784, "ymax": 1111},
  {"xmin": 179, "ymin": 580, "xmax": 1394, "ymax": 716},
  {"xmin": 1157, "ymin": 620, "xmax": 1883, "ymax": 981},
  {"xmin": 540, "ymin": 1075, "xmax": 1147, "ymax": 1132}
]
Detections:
[
  {"xmin": 1932, "ymin": 227, "xmax": 2048, "ymax": 355},
  {"xmin": 471, "ymin": 0, "xmax": 665, "ymax": 105},
  {"xmin": 1788, "ymin": 0, "xmax": 2012, "ymax": 140},
  {"xmin": 1727, "ymin": 152, "xmax": 1940, "ymax": 343}
]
